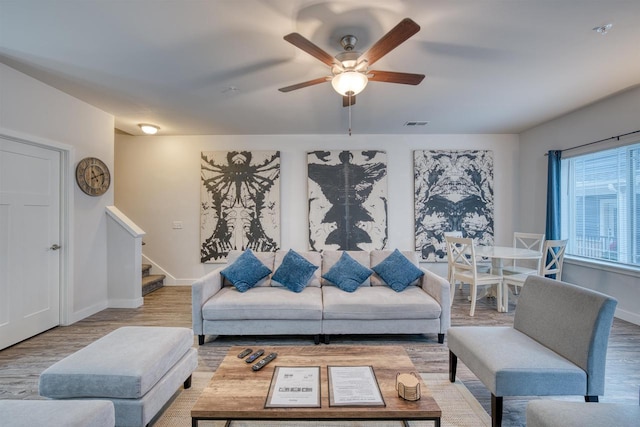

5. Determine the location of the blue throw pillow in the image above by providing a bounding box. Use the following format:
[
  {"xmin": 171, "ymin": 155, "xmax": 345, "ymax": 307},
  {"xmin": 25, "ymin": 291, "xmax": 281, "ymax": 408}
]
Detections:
[
  {"xmin": 220, "ymin": 249, "xmax": 272, "ymax": 293},
  {"xmin": 372, "ymin": 249, "xmax": 424, "ymax": 292},
  {"xmin": 322, "ymin": 252, "xmax": 373, "ymax": 293},
  {"xmin": 271, "ymin": 250, "xmax": 318, "ymax": 293}
]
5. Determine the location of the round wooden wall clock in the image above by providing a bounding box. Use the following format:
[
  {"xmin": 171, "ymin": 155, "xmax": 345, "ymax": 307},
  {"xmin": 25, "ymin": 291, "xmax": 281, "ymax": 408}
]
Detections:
[{"xmin": 76, "ymin": 157, "xmax": 111, "ymax": 196}]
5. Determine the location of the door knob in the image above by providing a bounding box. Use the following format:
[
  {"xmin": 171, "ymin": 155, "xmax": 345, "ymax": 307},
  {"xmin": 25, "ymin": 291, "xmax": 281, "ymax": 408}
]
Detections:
[{"xmin": 50, "ymin": 244, "xmax": 61, "ymax": 251}]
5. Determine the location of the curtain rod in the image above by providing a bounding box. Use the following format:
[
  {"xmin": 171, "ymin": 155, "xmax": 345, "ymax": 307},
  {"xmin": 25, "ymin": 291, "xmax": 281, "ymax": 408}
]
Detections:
[{"xmin": 544, "ymin": 129, "xmax": 640, "ymax": 156}]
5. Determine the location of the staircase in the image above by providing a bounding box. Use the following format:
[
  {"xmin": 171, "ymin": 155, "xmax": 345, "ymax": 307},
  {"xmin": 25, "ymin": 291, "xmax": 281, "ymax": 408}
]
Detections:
[{"xmin": 142, "ymin": 263, "xmax": 165, "ymax": 296}]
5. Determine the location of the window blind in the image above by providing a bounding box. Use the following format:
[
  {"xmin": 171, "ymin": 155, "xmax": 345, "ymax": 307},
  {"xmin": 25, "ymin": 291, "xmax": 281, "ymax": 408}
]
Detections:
[{"xmin": 562, "ymin": 142, "xmax": 640, "ymax": 267}]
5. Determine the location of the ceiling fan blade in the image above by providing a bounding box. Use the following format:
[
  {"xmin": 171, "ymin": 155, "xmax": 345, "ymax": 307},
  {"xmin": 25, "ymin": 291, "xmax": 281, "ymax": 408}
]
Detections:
[
  {"xmin": 368, "ymin": 70, "xmax": 425, "ymax": 85},
  {"xmin": 284, "ymin": 33, "xmax": 339, "ymax": 67},
  {"xmin": 358, "ymin": 18, "xmax": 420, "ymax": 67},
  {"xmin": 278, "ymin": 76, "xmax": 330, "ymax": 92},
  {"xmin": 342, "ymin": 95, "xmax": 356, "ymax": 107}
]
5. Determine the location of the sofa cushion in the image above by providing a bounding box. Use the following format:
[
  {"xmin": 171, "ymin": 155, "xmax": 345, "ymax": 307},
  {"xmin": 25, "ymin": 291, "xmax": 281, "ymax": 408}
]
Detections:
[
  {"xmin": 271, "ymin": 249, "xmax": 322, "ymax": 292},
  {"xmin": 321, "ymin": 251, "xmax": 372, "ymax": 287},
  {"xmin": 322, "ymin": 286, "xmax": 442, "ymax": 320},
  {"xmin": 223, "ymin": 250, "xmax": 275, "ymax": 287},
  {"xmin": 370, "ymin": 250, "xmax": 421, "ymax": 287},
  {"xmin": 371, "ymin": 249, "xmax": 424, "ymax": 292},
  {"xmin": 202, "ymin": 286, "xmax": 323, "ymax": 320},
  {"xmin": 221, "ymin": 249, "xmax": 272, "ymax": 292},
  {"xmin": 322, "ymin": 251, "xmax": 373, "ymax": 292},
  {"xmin": 447, "ymin": 326, "xmax": 587, "ymax": 396}
]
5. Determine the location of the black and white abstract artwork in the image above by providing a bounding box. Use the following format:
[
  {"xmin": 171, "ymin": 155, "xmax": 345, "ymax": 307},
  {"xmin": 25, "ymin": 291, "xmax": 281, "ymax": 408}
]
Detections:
[
  {"xmin": 414, "ymin": 150, "xmax": 494, "ymax": 261},
  {"xmin": 200, "ymin": 151, "xmax": 280, "ymax": 262},
  {"xmin": 308, "ymin": 150, "xmax": 388, "ymax": 251}
]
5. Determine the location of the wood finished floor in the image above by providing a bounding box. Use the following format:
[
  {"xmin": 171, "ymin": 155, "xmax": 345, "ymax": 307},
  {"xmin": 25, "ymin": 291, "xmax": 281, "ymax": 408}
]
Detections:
[{"xmin": 1, "ymin": 286, "xmax": 639, "ymax": 427}]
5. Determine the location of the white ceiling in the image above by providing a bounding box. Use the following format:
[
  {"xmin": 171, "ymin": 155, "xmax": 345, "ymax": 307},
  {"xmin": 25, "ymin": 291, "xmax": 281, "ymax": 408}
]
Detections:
[{"xmin": 1, "ymin": 0, "xmax": 639, "ymax": 136}]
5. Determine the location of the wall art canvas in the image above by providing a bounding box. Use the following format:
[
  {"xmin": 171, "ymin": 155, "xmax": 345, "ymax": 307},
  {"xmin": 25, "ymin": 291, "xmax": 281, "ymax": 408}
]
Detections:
[
  {"xmin": 201, "ymin": 150, "xmax": 280, "ymax": 262},
  {"xmin": 414, "ymin": 150, "xmax": 494, "ymax": 261},
  {"xmin": 308, "ymin": 150, "xmax": 388, "ymax": 251}
]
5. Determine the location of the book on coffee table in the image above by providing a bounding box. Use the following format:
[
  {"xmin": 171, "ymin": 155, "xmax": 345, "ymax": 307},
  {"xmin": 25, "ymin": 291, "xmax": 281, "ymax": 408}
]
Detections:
[
  {"xmin": 327, "ymin": 366, "xmax": 385, "ymax": 407},
  {"xmin": 265, "ymin": 366, "xmax": 321, "ymax": 408}
]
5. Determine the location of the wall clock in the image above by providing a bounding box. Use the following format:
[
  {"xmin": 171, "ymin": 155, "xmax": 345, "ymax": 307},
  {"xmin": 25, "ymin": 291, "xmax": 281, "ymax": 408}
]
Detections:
[{"xmin": 76, "ymin": 157, "xmax": 111, "ymax": 196}]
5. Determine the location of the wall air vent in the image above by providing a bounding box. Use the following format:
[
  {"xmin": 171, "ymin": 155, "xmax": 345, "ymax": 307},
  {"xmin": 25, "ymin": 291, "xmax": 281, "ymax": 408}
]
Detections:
[{"xmin": 404, "ymin": 121, "xmax": 429, "ymax": 127}]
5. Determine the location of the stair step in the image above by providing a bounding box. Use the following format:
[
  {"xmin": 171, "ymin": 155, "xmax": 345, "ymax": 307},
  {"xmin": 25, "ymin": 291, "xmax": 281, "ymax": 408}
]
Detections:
[
  {"xmin": 142, "ymin": 274, "xmax": 165, "ymax": 296},
  {"xmin": 142, "ymin": 263, "xmax": 152, "ymax": 277}
]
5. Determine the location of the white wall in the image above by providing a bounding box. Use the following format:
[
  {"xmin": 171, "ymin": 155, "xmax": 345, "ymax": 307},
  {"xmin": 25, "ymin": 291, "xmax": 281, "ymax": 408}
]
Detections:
[
  {"xmin": 115, "ymin": 133, "xmax": 519, "ymax": 283},
  {"xmin": 0, "ymin": 63, "xmax": 115, "ymax": 323},
  {"xmin": 519, "ymin": 84, "xmax": 640, "ymax": 325}
]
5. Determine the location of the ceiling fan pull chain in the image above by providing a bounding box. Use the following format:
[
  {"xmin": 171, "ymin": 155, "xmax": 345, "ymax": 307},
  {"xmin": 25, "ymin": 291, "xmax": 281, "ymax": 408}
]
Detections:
[{"xmin": 348, "ymin": 93, "xmax": 352, "ymax": 136}]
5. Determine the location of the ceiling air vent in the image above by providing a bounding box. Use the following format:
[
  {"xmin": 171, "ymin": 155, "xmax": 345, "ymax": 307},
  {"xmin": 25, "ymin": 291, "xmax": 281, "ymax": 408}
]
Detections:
[{"xmin": 404, "ymin": 121, "xmax": 429, "ymax": 127}]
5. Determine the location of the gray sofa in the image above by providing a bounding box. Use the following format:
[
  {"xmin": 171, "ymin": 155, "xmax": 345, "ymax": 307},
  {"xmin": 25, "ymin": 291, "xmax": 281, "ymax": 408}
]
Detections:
[
  {"xmin": 448, "ymin": 275, "xmax": 617, "ymax": 427},
  {"xmin": 192, "ymin": 249, "xmax": 450, "ymax": 345}
]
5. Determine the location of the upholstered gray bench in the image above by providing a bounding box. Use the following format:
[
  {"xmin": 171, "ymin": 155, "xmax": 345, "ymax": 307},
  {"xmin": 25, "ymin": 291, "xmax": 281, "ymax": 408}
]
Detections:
[
  {"xmin": 448, "ymin": 276, "xmax": 617, "ymax": 427},
  {"xmin": 526, "ymin": 399, "xmax": 640, "ymax": 427},
  {"xmin": 0, "ymin": 399, "xmax": 115, "ymax": 427},
  {"xmin": 39, "ymin": 326, "xmax": 197, "ymax": 427}
]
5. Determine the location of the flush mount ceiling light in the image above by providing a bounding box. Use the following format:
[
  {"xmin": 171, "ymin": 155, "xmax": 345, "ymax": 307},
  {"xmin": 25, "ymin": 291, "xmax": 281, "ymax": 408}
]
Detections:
[
  {"xmin": 593, "ymin": 23, "xmax": 613, "ymax": 35},
  {"xmin": 138, "ymin": 124, "xmax": 160, "ymax": 135}
]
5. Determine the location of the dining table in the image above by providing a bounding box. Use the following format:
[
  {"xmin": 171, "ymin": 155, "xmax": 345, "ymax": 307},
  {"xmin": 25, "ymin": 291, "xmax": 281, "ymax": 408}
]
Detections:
[{"xmin": 474, "ymin": 245, "xmax": 543, "ymax": 312}]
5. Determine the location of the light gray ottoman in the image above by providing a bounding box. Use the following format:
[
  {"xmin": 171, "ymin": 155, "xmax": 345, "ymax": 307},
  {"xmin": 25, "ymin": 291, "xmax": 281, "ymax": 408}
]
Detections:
[
  {"xmin": 0, "ymin": 399, "xmax": 115, "ymax": 427},
  {"xmin": 39, "ymin": 326, "xmax": 197, "ymax": 427},
  {"xmin": 526, "ymin": 399, "xmax": 640, "ymax": 427}
]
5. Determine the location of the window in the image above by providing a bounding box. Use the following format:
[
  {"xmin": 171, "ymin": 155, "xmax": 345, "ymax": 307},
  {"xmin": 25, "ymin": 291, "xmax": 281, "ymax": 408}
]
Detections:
[{"xmin": 561, "ymin": 142, "xmax": 640, "ymax": 267}]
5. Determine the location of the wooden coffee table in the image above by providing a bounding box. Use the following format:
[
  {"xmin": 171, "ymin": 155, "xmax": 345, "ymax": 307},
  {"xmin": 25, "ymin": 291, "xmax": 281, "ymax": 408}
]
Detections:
[{"xmin": 191, "ymin": 345, "xmax": 441, "ymax": 426}]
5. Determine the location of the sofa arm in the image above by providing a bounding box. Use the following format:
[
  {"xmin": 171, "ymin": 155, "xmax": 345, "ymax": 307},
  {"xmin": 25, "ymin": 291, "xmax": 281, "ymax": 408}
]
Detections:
[
  {"xmin": 191, "ymin": 267, "xmax": 224, "ymax": 335},
  {"xmin": 420, "ymin": 268, "xmax": 451, "ymax": 333}
]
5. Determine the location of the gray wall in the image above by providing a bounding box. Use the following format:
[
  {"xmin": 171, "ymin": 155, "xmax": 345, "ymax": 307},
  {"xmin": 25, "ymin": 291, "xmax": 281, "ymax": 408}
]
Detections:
[
  {"xmin": 0, "ymin": 64, "xmax": 115, "ymax": 323},
  {"xmin": 519, "ymin": 85, "xmax": 640, "ymax": 325}
]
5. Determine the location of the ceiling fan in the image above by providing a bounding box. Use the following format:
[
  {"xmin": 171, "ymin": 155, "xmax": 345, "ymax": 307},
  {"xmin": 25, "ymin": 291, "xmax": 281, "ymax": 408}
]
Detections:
[{"xmin": 278, "ymin": 18, "xmax": 425, "ymax": 107}]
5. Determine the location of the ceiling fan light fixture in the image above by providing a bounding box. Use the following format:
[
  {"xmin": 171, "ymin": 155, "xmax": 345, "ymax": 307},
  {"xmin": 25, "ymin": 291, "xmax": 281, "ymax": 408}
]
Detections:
[
  {"xmin": 138, "ymin": 123, "xmax": 160, "ymax": 135},
  {"xmin": 331, "ymin": 71, "xmax": 368, "ymax": 96}
]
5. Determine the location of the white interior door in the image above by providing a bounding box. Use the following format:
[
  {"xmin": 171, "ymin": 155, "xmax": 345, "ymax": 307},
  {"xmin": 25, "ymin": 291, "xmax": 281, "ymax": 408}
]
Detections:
[{"xmin": 0, "ymin": 137, "xmax": 61, "ymax": 349}]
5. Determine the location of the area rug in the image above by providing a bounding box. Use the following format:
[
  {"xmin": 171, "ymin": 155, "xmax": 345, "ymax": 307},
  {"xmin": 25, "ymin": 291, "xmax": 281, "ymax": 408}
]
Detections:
[{"xmin": 152, "ymin": 372, "xmax": 491, "ymax": 427}]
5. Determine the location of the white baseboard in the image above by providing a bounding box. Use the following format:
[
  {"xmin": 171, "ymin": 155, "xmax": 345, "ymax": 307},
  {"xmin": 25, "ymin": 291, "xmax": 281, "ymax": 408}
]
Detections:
[
  {"xmin": 168, "ymin": 280, "xmax": 197, "ymax": 286},
  {"xmin": 142, "ymin": 254, "xmax": 177, "ymax": 284},
  {"xmin": 615, "ymin": 307, "xmax": 640, "ymax": 326},
  {"xmin": 65, "ymin": 301, "xmax": 108, "ymax": 325},
  {"xmin": 109, "ymin": 297, "xmax": 144, "ymax": 308},
  {"xmin": 141, "ymin": 254, "xmax": 200, "ymax": 285}
]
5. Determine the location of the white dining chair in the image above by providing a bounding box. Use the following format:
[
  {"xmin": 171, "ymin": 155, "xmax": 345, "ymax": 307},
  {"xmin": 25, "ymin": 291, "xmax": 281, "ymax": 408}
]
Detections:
[
  {"xmin": 502, "ymin": 232, "xmax": 545, "ymax": 276},
  {"xmin": 443, "ymin": 231, "xmax": 489, "ymax": 293},
  {"xmin": 503, "ymin": 239, "xmax": 568, "ymax": 310},
  {"xmin": 446, "ymin": 236, "xmax": 504, "ymax": 316},
  {"xmin": 444, "ymin": 231, "xmax": 463, "ymax": 292}
]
